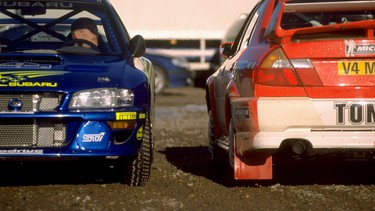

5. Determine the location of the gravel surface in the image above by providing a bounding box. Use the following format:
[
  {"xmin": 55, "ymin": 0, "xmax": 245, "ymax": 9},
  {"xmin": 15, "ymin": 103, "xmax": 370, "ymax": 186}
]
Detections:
[{"xmin": 0, "ymin": 86, "xmax": 374, "ymax": 211}]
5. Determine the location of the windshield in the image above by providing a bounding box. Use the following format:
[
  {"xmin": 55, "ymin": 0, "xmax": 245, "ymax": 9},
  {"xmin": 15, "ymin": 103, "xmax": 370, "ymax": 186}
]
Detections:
[{"xmin": 0, "ymin": 1, "xmax": 125, "ymax": 55}]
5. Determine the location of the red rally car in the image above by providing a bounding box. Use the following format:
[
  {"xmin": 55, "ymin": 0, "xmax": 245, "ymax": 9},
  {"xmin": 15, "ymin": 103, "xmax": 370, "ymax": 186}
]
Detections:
[{"xmin": 206, "ymin": 0, "xmax": 375, "ymax": 180}]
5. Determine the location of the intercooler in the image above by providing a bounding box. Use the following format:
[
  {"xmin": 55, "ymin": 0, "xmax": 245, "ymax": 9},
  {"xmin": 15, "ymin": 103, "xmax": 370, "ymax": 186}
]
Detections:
[
  {"xmin": 0, "ymin": 93, "xmax": 67, "ymax": 147},
  {"xmin": 0, "ymin": 120, "xmax": 66, "ymax": 147}
]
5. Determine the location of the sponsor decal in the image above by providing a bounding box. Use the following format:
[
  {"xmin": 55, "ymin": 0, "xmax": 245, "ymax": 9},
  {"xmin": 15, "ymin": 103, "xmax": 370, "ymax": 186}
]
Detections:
[
  {"xmin": 334, "ymin": 102, "xmax": 375, "ymax": 125},
  {"xmin": 0, "ymin": 2, "xmax": 73, "ymax": 8},
  {"xmin": 82, "ymin": 132, "xmax": 105, "ymax": 143},
  {"xmin": 116, "ymin": 112, "xmax": 137, "ymax": 120},
  {"xmin": 8, "ymin": 82, "xmax": 58, "ymax": 87},
  {"xmin": 32, "ymin": 32, "xmax": 62, "ymax": 42},
  {"xmin": 0, "ymin": 71, "xmax": 68, "ymax": 87},
  {"xmin": 234, "ymin": 107, "xmax": 249, "ymax": 118},
  {"xmin": 139, "ymin": 112, "xmax": 146, "ymax": 119},
  {"xmin": 136, "ymin": 126, "xmax": 144, "ymax": 140},
  {"xmin": 0, "ymin": 149, "xmax": 43, "ymax": 154},
  {"xmin": 345, "ymin": 40, "xmax": 375, "ymax": 57}
]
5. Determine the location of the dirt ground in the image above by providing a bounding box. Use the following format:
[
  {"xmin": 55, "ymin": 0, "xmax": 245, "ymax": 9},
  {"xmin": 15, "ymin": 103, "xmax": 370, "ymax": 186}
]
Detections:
[{"xmin": 0, "ymin": 86, "xmax": 374, "ymax": 211}]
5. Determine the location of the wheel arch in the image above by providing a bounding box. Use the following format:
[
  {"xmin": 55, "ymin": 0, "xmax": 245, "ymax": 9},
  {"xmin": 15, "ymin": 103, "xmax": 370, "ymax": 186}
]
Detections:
[
  {"xmin": 205, "ymin": 75, "xmax": 222, "ymax": 140},
  {"xmin": 205, "ymin": 75, "xmax": 215, "ymax": 112},
  {"xmin": 225, "ymin": 79, "xmax": 240, "ymax": 130}
]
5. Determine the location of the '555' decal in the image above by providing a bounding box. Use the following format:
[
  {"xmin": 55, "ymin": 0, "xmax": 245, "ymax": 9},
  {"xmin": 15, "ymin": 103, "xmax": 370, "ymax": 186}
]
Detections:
[{"xmin": 334, "ymin": 102, "xmax": 375, "ymax": 125}]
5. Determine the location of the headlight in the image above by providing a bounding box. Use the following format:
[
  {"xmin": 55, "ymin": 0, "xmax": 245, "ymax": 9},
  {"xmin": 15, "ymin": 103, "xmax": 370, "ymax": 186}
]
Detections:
[{"xmin": 69, "ymin": 88, "xmax": 134, "ymax": 109}]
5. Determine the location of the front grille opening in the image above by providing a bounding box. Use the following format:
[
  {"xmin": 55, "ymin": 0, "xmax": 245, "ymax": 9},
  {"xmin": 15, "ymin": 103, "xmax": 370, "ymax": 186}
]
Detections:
[
  {"xmin": 0, "ymin": 119, "xmax": 35, "ymax": 147},
  {"xmin": 112, "ymin": 131, "xmax": 133, "ymax": 144},
  {"xmin": 37, "ymin": 120, "xmax": 66, "ymax": 147},
  {"xmin": 0, "ymin": 93, "xmax": 63, "ymax": 112},
  {"xmin": 0, "ymin": 119, "xmax": 67, "ymax": 147},
  {"xmin": 36, "ymin": 93, "xmax": 62, "ymax": 111}
]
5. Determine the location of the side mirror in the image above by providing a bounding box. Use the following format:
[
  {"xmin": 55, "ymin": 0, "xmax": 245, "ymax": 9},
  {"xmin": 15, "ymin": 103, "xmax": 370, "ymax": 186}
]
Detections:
[
  {"xmin": 219, "ymin": 42, "xmax": 233, "ymax": 58},
  {"xmin": 129, "ymin": 35, "xmax": 146, "ymax": 57}
]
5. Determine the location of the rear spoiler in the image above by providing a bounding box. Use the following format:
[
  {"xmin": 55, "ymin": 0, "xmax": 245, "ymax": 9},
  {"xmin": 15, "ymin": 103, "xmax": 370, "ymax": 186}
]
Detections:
[
  {"xmin": 264, "ymin": 0, "xmax": 375, "ymax": 42},
  {"xmin": 285, "ymin": 0, "xmax": 375, "ymax": 13}
]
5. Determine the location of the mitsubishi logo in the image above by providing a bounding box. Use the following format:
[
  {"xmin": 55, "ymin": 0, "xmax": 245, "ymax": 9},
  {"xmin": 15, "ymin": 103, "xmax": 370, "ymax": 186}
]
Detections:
[{"xmin": 8, "ymin": 98, "xmax": 23, "ymax": 111}]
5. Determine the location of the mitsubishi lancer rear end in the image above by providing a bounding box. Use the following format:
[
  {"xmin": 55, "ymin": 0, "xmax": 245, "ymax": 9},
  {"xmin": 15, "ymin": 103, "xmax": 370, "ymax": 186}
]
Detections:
[
  {"xmin": 261, "ymin": 0, "xmax": 375, "ymax": 154},
  {"xmin": 206, "ymin": 0, "xmax": 375, "ymax": 180}
]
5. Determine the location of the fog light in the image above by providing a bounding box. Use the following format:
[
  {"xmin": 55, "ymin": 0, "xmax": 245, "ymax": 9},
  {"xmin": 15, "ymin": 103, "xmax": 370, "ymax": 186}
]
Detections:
[{"xmin": 108, "ymin": 120, "xmax": 137, "ymax": 129}]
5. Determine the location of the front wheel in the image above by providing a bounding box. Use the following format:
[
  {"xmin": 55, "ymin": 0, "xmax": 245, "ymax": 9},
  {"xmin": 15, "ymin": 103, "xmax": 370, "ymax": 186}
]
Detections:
[{"xmin": 122, "ymin": 113, "xmax": 154, "ymax": 186}]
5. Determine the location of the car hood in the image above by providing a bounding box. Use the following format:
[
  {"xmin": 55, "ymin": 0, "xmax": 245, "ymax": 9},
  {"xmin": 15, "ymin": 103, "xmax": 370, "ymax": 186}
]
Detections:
[{"xmin": 0, "ymin": 53, "xmax": 134, "ymax": 92}]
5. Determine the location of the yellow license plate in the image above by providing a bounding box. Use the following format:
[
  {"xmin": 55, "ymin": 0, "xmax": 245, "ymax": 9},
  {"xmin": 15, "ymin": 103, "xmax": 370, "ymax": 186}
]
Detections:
[{"xmin": 338, "ymin": 61, "xmax": 375, "ymax": 75}]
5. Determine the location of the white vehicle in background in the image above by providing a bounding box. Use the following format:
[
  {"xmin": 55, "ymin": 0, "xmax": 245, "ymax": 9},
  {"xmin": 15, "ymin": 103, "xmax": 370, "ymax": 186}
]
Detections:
[{"xmin": 111, "ymin": 0, "xmax": 257, "ymax": 74}]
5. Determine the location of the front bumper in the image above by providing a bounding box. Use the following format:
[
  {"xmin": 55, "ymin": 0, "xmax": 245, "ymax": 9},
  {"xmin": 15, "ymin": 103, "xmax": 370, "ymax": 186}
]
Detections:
[{"xmin": 0, "ymin": 110, "xmax": 147, "ymax": 158}]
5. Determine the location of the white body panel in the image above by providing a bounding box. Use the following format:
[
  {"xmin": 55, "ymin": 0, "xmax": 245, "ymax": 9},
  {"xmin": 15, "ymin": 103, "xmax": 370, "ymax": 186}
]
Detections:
[{"xmin": 254, "ymin": 97, "xmax": 375, "ymax": 150}]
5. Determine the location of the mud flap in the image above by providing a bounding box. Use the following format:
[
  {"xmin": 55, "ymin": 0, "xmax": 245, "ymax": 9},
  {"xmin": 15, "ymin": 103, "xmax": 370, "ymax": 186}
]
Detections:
[
  {"xmin": 231, "ymin": 97, "xmax": 273, "ymax": 179},
  {"xmin": 234, "ymin": 153, "xmax": 272, "ymax": 180},
  {"xmin": 234, "ymin": 132, "xmax": 273, "ymax": 180}
]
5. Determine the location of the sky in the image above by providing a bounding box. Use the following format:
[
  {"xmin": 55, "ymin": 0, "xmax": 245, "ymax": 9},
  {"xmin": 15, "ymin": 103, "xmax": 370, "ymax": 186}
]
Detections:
[{"xmin": 110, "ymin": 0, "xmax": 258, "ymax": 39}]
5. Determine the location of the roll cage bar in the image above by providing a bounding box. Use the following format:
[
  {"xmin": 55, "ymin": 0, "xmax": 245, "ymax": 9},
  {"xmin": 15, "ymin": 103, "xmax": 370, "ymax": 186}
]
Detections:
[{"xmin": 0, "ymin": 8, "xmax": 82, "ymax": 44}]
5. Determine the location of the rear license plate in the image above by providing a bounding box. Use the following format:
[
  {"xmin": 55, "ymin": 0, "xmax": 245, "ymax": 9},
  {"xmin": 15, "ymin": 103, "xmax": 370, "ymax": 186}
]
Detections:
[{"xmin": 338, "ymin": 61, "xmax": 375, "ymax": 75}]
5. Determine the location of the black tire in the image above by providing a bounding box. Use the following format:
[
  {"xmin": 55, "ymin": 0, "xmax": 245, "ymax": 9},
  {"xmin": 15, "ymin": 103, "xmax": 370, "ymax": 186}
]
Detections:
[
  {"xmin": 208, "ymin": 111, "xmax": 215, "ymax": 159},
  {"xmin": 228, "ymin": 119, "xmax": 235, "ymax": 169},
  {"xmin": 122, "ymin": 113, "xmax": 153, "ymax": 186},
  {"xmin": 208, "ymin": 111, "xmax": 229, "ymax": 167},
  {"xmin": 153, "ymin": 65, "xmax": 167, "ymax": 95}
]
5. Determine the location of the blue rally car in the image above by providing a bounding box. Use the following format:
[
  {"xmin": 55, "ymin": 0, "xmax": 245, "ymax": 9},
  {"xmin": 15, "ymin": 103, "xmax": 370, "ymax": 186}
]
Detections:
[{"xmin": 0, "ymin": 0, "xmax": 155, "ymax": 186}]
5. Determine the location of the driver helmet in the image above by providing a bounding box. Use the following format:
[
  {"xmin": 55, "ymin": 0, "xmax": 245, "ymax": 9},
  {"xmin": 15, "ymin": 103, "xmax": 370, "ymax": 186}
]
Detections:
[{"xmin": 71, "ymin": 17, "xmax": 98, "ymax": 35}]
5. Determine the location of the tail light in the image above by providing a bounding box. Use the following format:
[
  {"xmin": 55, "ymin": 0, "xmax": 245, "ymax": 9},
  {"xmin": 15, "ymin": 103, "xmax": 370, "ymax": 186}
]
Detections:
[{"xmin": 256, "ymin": 48, "xmax": 323, "ymax": 87}]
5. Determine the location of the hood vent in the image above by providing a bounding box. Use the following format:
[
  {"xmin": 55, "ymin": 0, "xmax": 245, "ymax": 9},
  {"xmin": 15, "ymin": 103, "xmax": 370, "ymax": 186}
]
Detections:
[{"xmin": 0, "ymin": 55, "xmax": 62, "ymax": 67}]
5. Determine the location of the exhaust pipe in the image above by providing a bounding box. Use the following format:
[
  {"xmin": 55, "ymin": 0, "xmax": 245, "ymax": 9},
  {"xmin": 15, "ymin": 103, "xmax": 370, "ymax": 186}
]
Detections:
[{"xmin": 291, "ymin": 141, "xmax": 307, "ymax": 155}]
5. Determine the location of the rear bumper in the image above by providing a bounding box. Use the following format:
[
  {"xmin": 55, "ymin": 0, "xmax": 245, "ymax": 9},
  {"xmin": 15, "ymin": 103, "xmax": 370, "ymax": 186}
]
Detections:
[
  {"xmin": 235, "ymin": 130, "xmax": 375, "ymax": 158},
  {"xmin": 232, "ymin": 96, "xmax": 375, "ymax": 159}
]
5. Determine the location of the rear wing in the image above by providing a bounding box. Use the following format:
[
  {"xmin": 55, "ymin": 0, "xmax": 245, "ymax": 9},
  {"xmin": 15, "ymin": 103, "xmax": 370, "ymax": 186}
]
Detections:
[
  {"xmin": 265, "ymin": 0, "xmax": 375, "ymax": 42},
  {"xmin": 285, "ymin": 0, "xmax": 375, "ymax": 12}
]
